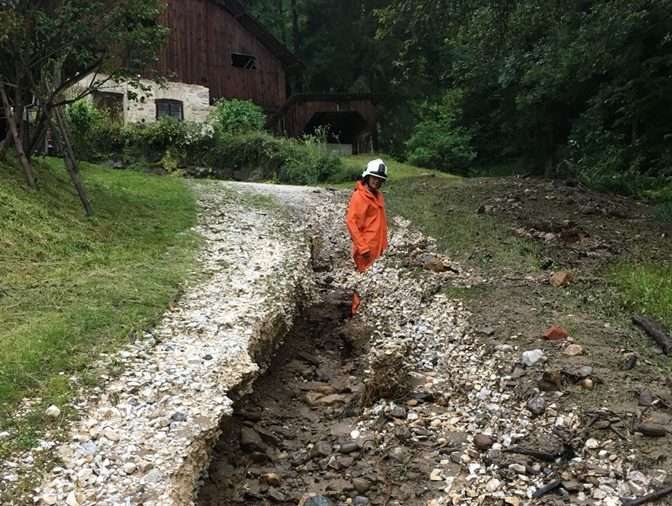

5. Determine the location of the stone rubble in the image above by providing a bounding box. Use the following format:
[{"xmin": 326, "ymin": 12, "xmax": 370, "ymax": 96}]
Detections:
[
  {"xmin": 25, "ymin": 181, "xmax": 317, "ymax": 506},
  {"xmin": 2, "ymin": 180, "xmax": 666, "ymax": 506}
]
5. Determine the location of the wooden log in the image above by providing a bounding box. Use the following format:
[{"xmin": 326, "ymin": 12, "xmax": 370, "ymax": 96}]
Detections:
[
  {"xmin": 621, "ymin": 483, "xmax": 672, "ymax": 506},
  {"xmin": 632, "ymin": 315, "xmax": 672, "ymax": 355}
]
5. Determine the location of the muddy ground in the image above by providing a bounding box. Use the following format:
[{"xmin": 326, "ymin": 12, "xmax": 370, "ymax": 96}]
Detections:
[{"xmin": 434, "ymin": 177, "xmax": 672, "ymax": 479}]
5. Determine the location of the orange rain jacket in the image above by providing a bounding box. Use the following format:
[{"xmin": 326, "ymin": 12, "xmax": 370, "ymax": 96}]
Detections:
[{"xmin": 346, "ymin": 180, "xmax": 389, "ymax": 273}]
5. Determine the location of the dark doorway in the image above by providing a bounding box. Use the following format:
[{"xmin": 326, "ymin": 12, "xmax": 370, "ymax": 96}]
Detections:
[{"xmin": 304, "ymin": 111, "xmax": 367, "ymax": 145}]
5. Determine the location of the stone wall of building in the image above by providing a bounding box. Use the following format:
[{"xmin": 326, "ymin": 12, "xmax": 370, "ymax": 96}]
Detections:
[{"xmin": 72, "ymin": 75, "xmax": 212, "ymax": 124}]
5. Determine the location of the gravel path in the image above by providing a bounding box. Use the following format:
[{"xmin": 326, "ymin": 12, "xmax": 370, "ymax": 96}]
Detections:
[{"xmin": 30, "ymin": 181, "xmax": 320, "ymax": 506}]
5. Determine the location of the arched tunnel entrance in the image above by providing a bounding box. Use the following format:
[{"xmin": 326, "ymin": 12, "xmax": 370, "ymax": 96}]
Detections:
[{"xmin": 304, "ymin": 111, "xmax": 371, "ymax": 155}]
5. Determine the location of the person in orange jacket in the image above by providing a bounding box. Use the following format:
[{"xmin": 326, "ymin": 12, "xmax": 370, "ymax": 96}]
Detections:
[{"xmin": 346, "ymin": 158, "xmax": 389, "ymax": 313}]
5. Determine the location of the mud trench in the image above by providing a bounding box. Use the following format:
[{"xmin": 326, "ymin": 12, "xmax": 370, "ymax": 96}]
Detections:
[{"xmin": 196, "ymin": 287, "xmax": 449, "ymax": 506}]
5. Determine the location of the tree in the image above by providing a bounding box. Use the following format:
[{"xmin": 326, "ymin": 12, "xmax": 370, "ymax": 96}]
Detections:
[{"xmin": 0, "ymin": 0, "xmax": 167, "ymax": 214}]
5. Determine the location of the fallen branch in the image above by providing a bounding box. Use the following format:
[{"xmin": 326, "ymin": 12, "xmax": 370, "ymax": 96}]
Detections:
[
  {"xmin": 532, "ymin": 479, "xmax": 562, "ymax": 498},
  {"xmin": 632, "ymin": 315, "xmax": 672, "ymax": 355},
  {"xmin": 621, "ymin": 483, "xmax": 672, "ymax": 506}
]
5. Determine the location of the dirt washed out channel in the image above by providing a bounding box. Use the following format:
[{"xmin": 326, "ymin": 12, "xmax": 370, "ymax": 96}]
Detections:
[{"xmin": 196, "ymin": 286, "xmax": 424, "ymax": 506}]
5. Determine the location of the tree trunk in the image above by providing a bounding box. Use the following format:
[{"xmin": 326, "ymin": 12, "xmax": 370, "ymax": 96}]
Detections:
[
  {"xmin": 51, "ymin": 105, "xmax": 94, "ymax": 216},
  {"xmin": 0, "ymin": 83, "xmax": 37, "ymax": 189},
  {"xmin": 291, "ymin": 0, "xmax": 301, "ymax": 54}
]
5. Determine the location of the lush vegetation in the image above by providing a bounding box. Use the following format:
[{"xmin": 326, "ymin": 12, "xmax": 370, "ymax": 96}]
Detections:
[
  {"xmin": 67, "ymin": 99, "xmax": 345, "ymax": 185},
  {"xmin": 0, "ymin": 157, "xmax": 197, "ymax": 448},
  {"xmin": 244, "ymin": 0, "xmax": 672, "ymax": 199}
]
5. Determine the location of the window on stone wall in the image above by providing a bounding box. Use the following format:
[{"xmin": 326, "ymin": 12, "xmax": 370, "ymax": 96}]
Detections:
[
  {"xmin": 93, "ymin": 92, "xmax": 124, "ymax": 121},
  {"xmin": 155, "ymin": 99, "xmax": 184, "ymax": 121},
  {"xmin": 232, "ymin": 52, "xmax": 257, "ymax": 70}
]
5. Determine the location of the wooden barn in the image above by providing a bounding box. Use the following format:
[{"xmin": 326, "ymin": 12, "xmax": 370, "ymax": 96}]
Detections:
[{"xmin": 74, "ymin": 0, "xmax": 377, "ymax": 152}]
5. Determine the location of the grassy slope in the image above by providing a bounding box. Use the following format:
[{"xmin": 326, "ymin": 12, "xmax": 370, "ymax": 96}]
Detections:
[{"xmin": 0, "ymin": 158, "xmax": 198, "ymax": 453}]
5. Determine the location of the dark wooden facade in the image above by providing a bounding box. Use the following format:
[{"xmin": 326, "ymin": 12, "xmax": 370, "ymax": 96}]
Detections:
[
  {"xmin": 157, "ymin": 0, "xmax": 300, "ymax": 112},
  {"xmin": 273, "ymin": 94, "xmax": 377, "ymax": 153}
]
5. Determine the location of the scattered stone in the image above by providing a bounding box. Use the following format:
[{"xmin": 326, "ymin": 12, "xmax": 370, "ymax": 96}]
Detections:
[
  {"xmin": 170, "ymin": 412, "xmax": 187, "ymax": 422},
  {"xmin": 473, "ymin": 434, "xmax": 494, "ymax": 451},
  {"xmin": 638, "ymin": 390, "xmax": 655, "ymax": 406},
  {"xmin": 430, "ymin": 469, "xmax": 443, "ymax": 481},
  {"xmin": 390, "ymin": 405, "xmax": 407, "ymax": 419},
  {"xmin": 45, "ymin": 405, "xmax": 61, "ymax": 419},
  {"xmin": 353, "ymin": 497, "xmax": 370, "ymax": 506},
  {"xmin": 240, "ymin": 427, "xmax": 268, "ymax": 453},
  {"xmin": 623, "ymin": 354, "xmax": 638, "ymax": 370},
  {"xmin": 522, "ymin": 349, "xmax": 545, "ymax": 367},
  {"xmin": 563, "ymin": 344, "xmax": 584, "ymax": 356},
  {"xmin": 509, "ymin": 463, "xmax": 526, "ymax": 474},
  {"xmin": 123, "ymin": 463, "xmax": 137, "ymax": 475},
  {"xmin": 550, "ymin": 271, "xmax": 574, "ymax": 287},
  {"xmin": 635, "ymin": 423, "xmax": 668, "ymax": 437},
  {"xmin": 544, "ymin": 325, "xmax": 569, "ymax": 341},
  {"xmin": 562, "ymin": 480, "xmax": 582, "ymax": 493},
  {"xmin": 539, "ymin": 370, "xmax": 563, "ymax": 391},
  {"xmin": 353, "ymin": 478, "xmax": 371, "ymax": 493},
  {"xmin": 316, "ymin": 394, "xmax": 347, "ymax": 406},
  {"xmin": 527, "ymin": 396, "xmax": 546, "ymax": 416},
  {"xmin": 585, "ymin": 438, "xmax": 600, "ymax": 449},
  {"xmin": 485, "ymin": 478, "xmax": 501, "ymax": 492},
  {"xmin": 582, "ymin": 378, "xmax": 594, "ymax": 389},
  {"xmin": 338, "ymin": 442, "xmax": 359, "ymax": 454},
  {"xmin": 300, "ymin": 496, "xmax": 336, "ymax": 506},
  {"xmin": 262, "ymin": 473, "xmax": 281, "ymax": 486}
]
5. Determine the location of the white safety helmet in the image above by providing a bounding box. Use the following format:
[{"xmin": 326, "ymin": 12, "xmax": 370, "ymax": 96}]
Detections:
[{"xmin": 362, "ymin": 159, "xmax": 388, "ymax": 180}]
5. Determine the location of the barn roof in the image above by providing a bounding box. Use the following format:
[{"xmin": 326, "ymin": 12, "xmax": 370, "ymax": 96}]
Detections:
[{"xmin": 213, "ymin": 0, "xmax": 303, "ymax": 68}]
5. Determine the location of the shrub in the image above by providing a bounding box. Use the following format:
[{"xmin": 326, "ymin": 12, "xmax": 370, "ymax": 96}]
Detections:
[
  {"xmin": 405, "ymin": 89, "xmax": 476, "ymax": 172},
  {"xmin": 202, "ymin": 130, "xmax": 344, "ymax": 185},
  {"xmin": 208, "ymin": 98, "xmax": 266, "ymax": 134},
  {"xmin": 67, "ymin": 101, "xmax": 124, "ymax": 161}
]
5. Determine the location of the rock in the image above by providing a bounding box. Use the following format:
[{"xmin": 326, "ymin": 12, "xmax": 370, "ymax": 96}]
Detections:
[
  {"xmin": 66, "ymin": 491, "xmax": 79, "ymax": 506},
  {"xmin": 267, "ymin": 488, "xmax": 287, "ymax": 502},
  {"xmin": 353, "ymin": 497, "xmax": 370, "ymax": 506},
  {"xmin": 261, "ymin": 473, "xmax": 281, "ymax": 486},
  {"xmin": 316, "ymin": 394, "xmax": 347, "ymax": 406},
  {"xmin": 102, "ymin": 428, "xmax": 120, "ymax": 441},
  {"xmin": 240, "ymin": 427, "xmax": 268, "ymax": 453},
  {"xmin": 170, "ymin": 412, "xmax": 187, "ymax": 422},
  {"xmin": 550, "ymin": 271, "xmax": 574, "ymax": 287},
  {"xmin": 582, "ymin": 378, "xmax": 594, "ymax": 389},
  {"xmin": 585, "ymin": 438, "xmax": 600, "ymax": 449},
  {"xmin": 41, "ymin": 494, "xmax": 58, "ymax": 505},
  {"xmin": 522, "ymin": 349, "xmax": 545, "ymax": 367},
  {"xmin": 390, "ymin": 406, "xmax": 407, "ymax": 418},
  {"xmin": 353, "ymin": 478, "xmax": 371, "ymax": 493},
  {"xmin": 563, "ymin": 365, "xmax": 593, "ymax": 381},
  {"xmin": 338, "ymin": 441, "xmax": 359, "ymax": 454},
  {"xmin": 624, "ymin": 354, "xmax": 638, "ymax": 370},
  {"xmin": 45, "ymin": 405, "xmax": 61, "ymax": 419},
  {"xmin": 539, "ymin": 370, "xmax": 563, "ymax": 391},
  {"xmin": 430, "ymin": 469, "xmax": 443, "ymax": 481},
  {"xmin": 509, "ymin": 463, "xmax": 526, "ymax": 474},
  {"xmin": 562, "ymin": 480, "xmax": 582, "ymax": 493},
  {"xmin": 563, "ymin": 344, "xmax": 584, "ymax": 356},
  {"xmin": 313, "ymin": 441, "xmax": 332, "ymax": 457},
  {"xmin": 638, "ymin": 390, "xmax": 655, "ymax": 406},
  {"xmin": 635, "ymin": 423, "xmax": 668, "ymax": 437},
  {"xmin": 543, "ymin": 325, "xmax": 568, "ymax": 341},
  {"xmin": 473, "ymin": 434, "xmax": 494, "ymax": 451},
  {"xmin": 299, "ymin": 495, "xmax": 336, "ymax": 506},
  {"xmin": 122, "ymin": 463, "xmax": 137, "ymax": 475},
  {"xmin": 485, "ymin": 478, "xmax": 501, "ymax": 492},
  {"xmin": 527, "ymin": 396, "xmax": 546, "ymax": 416}
]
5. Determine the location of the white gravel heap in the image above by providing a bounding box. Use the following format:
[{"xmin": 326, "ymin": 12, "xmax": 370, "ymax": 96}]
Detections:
[{"xmin": 31, "ymin": 181, "xmax": 316, "ymax": 506}]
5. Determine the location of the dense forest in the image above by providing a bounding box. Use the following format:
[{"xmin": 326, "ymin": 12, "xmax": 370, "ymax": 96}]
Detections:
[{"xmin": 245, "ymin": 0, "xmax": 672, "ymax": 190}]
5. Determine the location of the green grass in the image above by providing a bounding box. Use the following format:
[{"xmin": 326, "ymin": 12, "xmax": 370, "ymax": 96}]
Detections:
[
  {"xmin": 0, "ymin": 157, "xmax": 198, "ymax": 450},
  {"xmin": 609, "ymin": 263, "xmax": 672, "ymax": 328}
]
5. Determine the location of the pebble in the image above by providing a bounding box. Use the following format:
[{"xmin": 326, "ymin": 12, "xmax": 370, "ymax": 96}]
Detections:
[
  {"xmin": 45, "ymin": 405, "xmax": 61, "ymax": 419},
  {"xmin": 522, "ymin": 349, "xmax": 545, "ymax": 367}
]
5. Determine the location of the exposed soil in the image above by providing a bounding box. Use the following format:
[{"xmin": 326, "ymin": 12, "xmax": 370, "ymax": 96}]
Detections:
[
  {"xmin": 197, "ymin": 287, "xmax": 444, "ymax": 506},
  {"xmin": 436, "ymin": 176, "xmax": 672, "ymax": 481}
]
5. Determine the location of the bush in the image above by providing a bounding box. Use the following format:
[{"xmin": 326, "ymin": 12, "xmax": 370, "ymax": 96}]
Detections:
[
  {"xmin": 209, "ymin": 98, "xmax": 266, "ymax": 134},
  {"xmin": 67, "ymin": 101, "xmax": 124, "ymax": 161},
  {"xmin": 405, "ymin": 89, "xmax": 476, "ymax": 172},
  {"xmin": 203, "ymin": 131, "xmax": 344, "ymax": 185}
]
